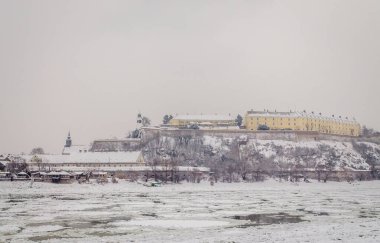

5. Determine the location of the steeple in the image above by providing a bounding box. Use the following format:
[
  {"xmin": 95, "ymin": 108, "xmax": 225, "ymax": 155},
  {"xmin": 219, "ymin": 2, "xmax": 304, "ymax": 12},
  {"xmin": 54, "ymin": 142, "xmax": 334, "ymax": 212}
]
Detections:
[
  {"xmin": 137, "ymin": 113, "xmax": 143, "ymax": 129},
  {"xmin": 65, "ymin": 131, "xmax": 72, "ymax": 147}
]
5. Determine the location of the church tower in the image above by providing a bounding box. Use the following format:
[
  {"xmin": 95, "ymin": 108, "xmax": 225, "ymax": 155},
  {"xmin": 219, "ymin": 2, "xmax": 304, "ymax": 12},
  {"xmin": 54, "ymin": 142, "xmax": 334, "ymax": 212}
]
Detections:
[
  {"xmin": 137, "ymin": 113, "xmax": 143, "ymax": 129},
  {"xmin": 65, "ymin": 132, "xmax": 72, "ymax": 147}
]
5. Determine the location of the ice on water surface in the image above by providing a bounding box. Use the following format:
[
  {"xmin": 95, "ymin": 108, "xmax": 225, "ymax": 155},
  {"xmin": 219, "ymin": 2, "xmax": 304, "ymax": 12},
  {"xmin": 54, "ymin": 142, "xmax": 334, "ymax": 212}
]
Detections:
[{"xmin": 0, "ymin": 181, "xmax": 379, "ymax": 242}]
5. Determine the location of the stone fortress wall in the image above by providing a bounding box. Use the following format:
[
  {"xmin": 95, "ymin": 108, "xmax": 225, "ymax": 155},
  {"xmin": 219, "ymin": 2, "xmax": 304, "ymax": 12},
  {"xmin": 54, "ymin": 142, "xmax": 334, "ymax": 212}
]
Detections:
[{"xmin": 141, "ymin": 127, "xmax": 357, "ymax": 144}]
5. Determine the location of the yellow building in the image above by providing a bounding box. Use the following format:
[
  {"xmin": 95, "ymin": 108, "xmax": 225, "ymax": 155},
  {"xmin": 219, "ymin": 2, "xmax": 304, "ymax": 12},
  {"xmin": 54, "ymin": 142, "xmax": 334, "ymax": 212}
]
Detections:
[
  {"xmin": 244, "ymin": 110, "xmax": 361, "ymax": 137},
  {"xmin": 169, "ymin": 114, "xmax": 237, "ymax": 128}
]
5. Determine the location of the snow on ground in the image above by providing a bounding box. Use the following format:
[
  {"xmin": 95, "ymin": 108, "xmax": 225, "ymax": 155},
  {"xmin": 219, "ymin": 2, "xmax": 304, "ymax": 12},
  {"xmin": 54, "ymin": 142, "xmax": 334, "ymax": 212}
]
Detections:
[
  {"xmin": 252, "ymin": 140, "xmax": 371, "ymax": 169},
  {"xmin": 0, "ymin": 180, "xmax": 380, "ymax": 242},
  {"xmin": 201, "ymin": 135, "xmax": 374, "ymax": 170}
]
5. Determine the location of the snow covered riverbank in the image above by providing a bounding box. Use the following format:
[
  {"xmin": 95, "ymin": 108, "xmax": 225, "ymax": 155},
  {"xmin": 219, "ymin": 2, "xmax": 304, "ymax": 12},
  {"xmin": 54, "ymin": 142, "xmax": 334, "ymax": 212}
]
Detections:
[{"xmin": 1, "ymin": 180, "xmax": 379, "ymax": 242}]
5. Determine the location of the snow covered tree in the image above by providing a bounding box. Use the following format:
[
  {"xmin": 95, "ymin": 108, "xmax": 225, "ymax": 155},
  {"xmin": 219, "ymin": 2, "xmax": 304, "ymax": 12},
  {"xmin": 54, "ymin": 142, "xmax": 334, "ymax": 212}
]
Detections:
[
  {"xmin": 142, "ymin": 116, "xmax": 151, "ymax": 126},
  {"xmin": 352, "ymin": 141, "xmax": 380, "ymax": 179}
]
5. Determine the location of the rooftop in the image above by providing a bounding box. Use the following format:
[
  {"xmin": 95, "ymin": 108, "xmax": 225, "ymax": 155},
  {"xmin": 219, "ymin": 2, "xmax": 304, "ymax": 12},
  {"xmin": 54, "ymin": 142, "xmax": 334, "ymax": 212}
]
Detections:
[
  {"xmin": 62, "ymin": 145, "xmax": 89, "ymax": 155},
  {"xmin": 173, "ymin": 114, "xmax": 235, "ymax": 121},
  {"xmin": 22, "ymin": 151, "xmax": 143, "ymax": 164}
]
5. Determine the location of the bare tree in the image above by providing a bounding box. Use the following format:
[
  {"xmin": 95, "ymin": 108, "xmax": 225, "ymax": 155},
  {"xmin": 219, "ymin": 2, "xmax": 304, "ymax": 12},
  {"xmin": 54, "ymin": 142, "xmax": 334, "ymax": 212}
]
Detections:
[
  {"xmin": 352, "ymin": 141, "xmax": 379, "ymax": 179},
  {"xmin": 322, "ymin": 148, "xmax": 338, "ymax": 182},
  {"xmin": 6, "ymin": 156, "xmax": 28, "ymax": 174},
  {"xmin": 30, "ymin": 147, "xmax": 45, "ymax": 155},
  {"xmin": 31, "ymin": 155, "xmax": 43, "ymax": 171},
  {"xmin": 142, "ymin": 116, "xmax": 151, "ymax": 127},
  {"xmin": 149, "ymin": 158, "xmax": 160, "ymax": 181}
]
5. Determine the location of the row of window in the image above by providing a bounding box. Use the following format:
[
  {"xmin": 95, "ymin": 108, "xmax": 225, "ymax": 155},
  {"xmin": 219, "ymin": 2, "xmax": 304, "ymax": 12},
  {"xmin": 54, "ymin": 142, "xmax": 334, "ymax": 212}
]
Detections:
[
  {"xmin": 249, "ymin": 121, "xmax": 358, "ymax": 128},
  {"xmin": 249, "ymin": 117, "xmax": 357, "ymax": 126},
  {"xmin": 250, "ymin": 122, "xmax": 297, "ymax": 126},
  {"xmin": 250, "ymin": 127, "xmax": 357, "ymax": 136}
]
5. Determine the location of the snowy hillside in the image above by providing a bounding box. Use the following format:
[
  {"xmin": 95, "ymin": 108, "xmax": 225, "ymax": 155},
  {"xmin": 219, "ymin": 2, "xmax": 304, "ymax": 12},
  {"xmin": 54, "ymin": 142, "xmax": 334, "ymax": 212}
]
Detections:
[
  {"xmin": 144, "ymin": 133, "xmax": 380, "ymax": 173},
  {"xmin": 238, "ymin": 139, "xmax": 373, "ymax": 170}
]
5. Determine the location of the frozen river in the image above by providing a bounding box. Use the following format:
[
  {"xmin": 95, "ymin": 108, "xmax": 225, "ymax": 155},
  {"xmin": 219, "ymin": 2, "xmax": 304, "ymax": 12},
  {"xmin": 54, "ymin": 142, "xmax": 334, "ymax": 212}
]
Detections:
[{"xmin": 1, "ymin": 180, "xmax": 379, "ymax": 242}]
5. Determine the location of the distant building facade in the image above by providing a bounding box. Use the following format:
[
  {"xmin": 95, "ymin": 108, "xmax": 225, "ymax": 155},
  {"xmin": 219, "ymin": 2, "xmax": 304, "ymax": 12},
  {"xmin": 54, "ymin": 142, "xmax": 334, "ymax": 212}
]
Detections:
[
  {"xmin": 19, "ymin": 133, "xmax": 145, "ymax": 171},
  {"xmin": 23, "ymin": 151, "xmax": 145, "ymax": 172},
  {"xmin": 245, "ymin": 110, "xmax": 361, "ymax": 137},
  {"xmin": 168, "ymin": 114, "xmax": 237, "ymax": 128}
]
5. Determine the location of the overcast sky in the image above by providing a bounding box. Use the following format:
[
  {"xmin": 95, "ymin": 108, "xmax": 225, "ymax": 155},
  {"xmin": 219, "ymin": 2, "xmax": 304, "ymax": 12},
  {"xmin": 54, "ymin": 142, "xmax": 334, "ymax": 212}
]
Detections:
[{"xmin": 0, "ymin": 0, "xmax": 379, "ymax": 154}]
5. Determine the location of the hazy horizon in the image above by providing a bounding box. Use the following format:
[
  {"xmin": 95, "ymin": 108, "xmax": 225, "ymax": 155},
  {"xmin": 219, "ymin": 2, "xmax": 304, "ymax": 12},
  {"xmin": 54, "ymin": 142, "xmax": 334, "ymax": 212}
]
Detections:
[{"xmin": 1, "ymin": 0, "xmax": 380, "ymax": 154}]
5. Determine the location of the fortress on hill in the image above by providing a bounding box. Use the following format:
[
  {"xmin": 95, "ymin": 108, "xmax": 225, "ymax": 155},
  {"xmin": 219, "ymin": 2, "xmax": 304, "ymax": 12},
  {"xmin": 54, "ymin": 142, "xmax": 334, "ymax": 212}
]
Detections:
[{"xmin": 168, "ymin": 110, "xmax": 361, "ymax": 137}]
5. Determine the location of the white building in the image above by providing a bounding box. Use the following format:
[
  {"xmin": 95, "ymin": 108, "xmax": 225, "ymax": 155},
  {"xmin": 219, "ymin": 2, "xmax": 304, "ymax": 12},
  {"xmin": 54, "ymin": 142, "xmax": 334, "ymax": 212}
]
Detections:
[
  {"xmin": 168, "ymin": 114, "xmax": 238, "ymax": 129},
  {"xmin": 22, "ymin": 151, "xmax": 145, "ymax": 172},
  {"xmin": 20, "ymin": 133, "xmax": 209, "ymax": 174}
]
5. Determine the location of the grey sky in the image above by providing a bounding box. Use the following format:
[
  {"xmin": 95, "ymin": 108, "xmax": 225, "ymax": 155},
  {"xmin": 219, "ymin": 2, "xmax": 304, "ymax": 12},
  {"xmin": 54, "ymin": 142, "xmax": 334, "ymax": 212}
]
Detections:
[{"xmin": 0, "ymin": 0, "xmax": 379, "ymax": 154}]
